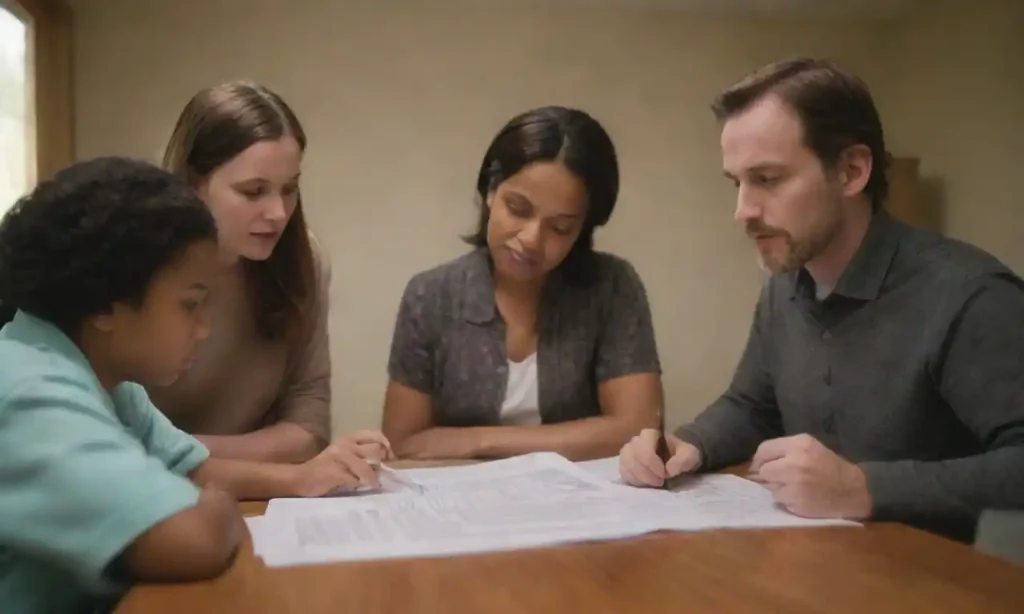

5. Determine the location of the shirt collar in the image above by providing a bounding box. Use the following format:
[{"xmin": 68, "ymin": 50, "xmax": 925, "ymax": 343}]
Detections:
[
  {"xmin": 462, "ymin": 248, "xmax": 498, "ymax": 324},
  {"xmin": 3, "ymin": 310, "xmax": 129, "ymax": 440},
  {"xmin": 460, "ymin": 247, "xmax": 566, "ymax": 324},
  {"xmin": 791, "ymin": 210, "xmax": 902, "ymax": 302},
  {"xmin": 3, "ymin": 310, "xmax": 90, "ymax": 363},
  {"xmin": 2, "ymin": 309, "xmax": 110, "ymax": 392},
  {"xmin": 832, "ymin": 210, "xmax": 902, "ymax": 300}
]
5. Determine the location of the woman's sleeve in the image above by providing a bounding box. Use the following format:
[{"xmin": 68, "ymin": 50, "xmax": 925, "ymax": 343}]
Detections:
[
  {"xmin": 594, "ymin": 258, "xmax": 663, "ymax": 382},
  {"xmin": 386, "ymin": 273, "xmax": 437, "ymax": 394}
]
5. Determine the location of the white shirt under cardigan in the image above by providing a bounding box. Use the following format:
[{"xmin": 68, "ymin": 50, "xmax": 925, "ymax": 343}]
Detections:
[{"xmin": 498, "ymin": 353, "xmax": 542, "ymax": 426}]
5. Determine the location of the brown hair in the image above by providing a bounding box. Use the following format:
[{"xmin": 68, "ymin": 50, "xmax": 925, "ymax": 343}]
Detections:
[
  {"xmin": 163, "ymin": 81, "xmax": 316, "ymax": 340},
  {"xmin": 711, "ymin": 57, "xmax": 889, "ymax": 212}
]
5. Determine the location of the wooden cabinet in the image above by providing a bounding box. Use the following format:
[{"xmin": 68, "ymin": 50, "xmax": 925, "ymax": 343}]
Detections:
[{"xmin": 885, "ymin": 156, "xmax": 940, "ymax": 232}]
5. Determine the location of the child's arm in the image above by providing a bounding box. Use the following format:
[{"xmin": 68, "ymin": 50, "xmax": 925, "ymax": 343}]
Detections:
[
  {"xmin": 0, "ymin": 379, "xmax": 244, "ymax": 588},
  {"xmin": 115, "ymin": 484, "xmax": 241, "ymax": 582},
  {"xmin": 126, "ymin": 383, "xmax": 388, "ymax": 500},
  {"xmin": 126, "ymin": 383, "xmax": 308, "ymax": 499},
  {"xmin": 188, "ymin": 458, "xmax": 301, "ymax": 499},
  {"xmin": 187, "ymin": 433, "xmax": 388, "ymax": 499}
]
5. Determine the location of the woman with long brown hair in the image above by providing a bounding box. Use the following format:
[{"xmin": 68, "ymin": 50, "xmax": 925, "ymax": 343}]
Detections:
[{"xmin": 150, "ymin": 81, "xmax": 352, "ymax": 463}]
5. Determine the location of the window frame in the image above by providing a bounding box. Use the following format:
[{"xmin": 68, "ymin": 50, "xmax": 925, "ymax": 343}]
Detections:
[{"xmin": 1, "ymin": 0, "xmax": 73, "ymax": 183}]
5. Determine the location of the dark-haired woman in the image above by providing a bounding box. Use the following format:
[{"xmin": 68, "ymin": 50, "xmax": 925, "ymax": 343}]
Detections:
[
  {"xmin": 149, "ymin": 81, "xmax": 336, "ymax": 463},
  {"xmin": 381, "ymin": 106, "xmax": 664, "ymax": 461}
]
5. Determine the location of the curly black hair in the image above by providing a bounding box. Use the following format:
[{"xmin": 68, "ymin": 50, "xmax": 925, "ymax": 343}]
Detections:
[{"xmin": 0, "ymin": 156, "xmax": 218, "ymax": 332}]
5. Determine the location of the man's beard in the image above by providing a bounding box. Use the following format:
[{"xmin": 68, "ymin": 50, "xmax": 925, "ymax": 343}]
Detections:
[{"xmin": 749, "ymin": 207, "xmax": 842, "ymax": 274}]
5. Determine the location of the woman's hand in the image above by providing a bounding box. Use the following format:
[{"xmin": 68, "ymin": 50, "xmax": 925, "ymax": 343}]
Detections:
[{"xmin": 289, "ymin": 430, "xmax": 394, "ymax": 497}]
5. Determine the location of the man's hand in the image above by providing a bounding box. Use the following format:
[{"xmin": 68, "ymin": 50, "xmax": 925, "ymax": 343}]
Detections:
[
  {"xmin": 290, "ymin": 430, "xmax": 394, "ymax": 497},
  {"xmin": 618, "ymin": 428, "xmax": 702, "ymax": 487},
  {"xmin": 749, "ymin": 433, "xmax": 872, "ymax": 519}
]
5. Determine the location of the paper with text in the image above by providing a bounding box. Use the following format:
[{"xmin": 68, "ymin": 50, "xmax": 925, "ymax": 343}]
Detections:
[
  {"xmin": 574, "ymin": 456, "xmax": 858, "ymax": 529},
  {"xmin": 247, "ymin": 453, "xmax": 858, "ymax": 567}
]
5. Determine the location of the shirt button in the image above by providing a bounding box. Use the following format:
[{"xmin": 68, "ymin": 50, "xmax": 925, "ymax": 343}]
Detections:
[
  {"xmin": 823, "ymin": 415, "xmax": 836, "ymax": 434},
  {"xmin": 822, "ymin": 330, "xmax": 832, "ymax": 340},
  {"xmin": 824, "ymin": 367, "xmax": 832, "ymax": 385}
]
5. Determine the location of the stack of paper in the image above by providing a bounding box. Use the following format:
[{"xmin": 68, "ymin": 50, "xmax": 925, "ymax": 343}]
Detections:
[{"xmin": 245, "ymin": 453, "xmax": 858, "ymax": 568}]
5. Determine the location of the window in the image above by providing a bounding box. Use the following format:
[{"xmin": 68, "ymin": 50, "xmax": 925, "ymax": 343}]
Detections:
[
  {"xmin": 0, "ymin": 0, "xmax": 72, "ymax": 216},
  {"xmin": 0, "ymin": 2, "xmax": 32, "ymax": 215}
]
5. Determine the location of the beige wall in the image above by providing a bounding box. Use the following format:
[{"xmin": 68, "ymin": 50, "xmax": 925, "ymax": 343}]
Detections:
[
  {"xmin": 70, "ymin": 0, "xmax": 1021, "ymax": 434},
  {"xmin": 884, "ymin": 0, "xmax": 1023, "ymax": 272}
]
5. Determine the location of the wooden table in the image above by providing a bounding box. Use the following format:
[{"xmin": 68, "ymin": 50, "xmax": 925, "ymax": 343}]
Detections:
[{"xmin": 117, "ymin": 461, "xmax": 1024, "ymax": 613}]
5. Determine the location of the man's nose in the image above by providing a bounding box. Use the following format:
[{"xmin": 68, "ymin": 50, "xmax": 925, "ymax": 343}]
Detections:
[{"xmin": 734, "ymin": 185, "xmax": 763, "ymax": 223}]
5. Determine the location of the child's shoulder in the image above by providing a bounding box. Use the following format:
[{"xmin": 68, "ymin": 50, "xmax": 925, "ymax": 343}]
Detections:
[
  {"xmin": 0, "ymin": 336, "xmax": 99, "ymax": 409},
  {"xmin": 0, "ymin": 335, "xmax": 59, "ymax": 386}
]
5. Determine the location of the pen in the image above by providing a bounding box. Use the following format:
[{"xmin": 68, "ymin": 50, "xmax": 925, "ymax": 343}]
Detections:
[
  {"xmin": 656, "ymin": 408, "xmax": 671, "ymax": 463},
  {"xmin": 656, "ymin": 410, "xmax": 687, "ymax": 491},
  {"xmin": 367, "ymin": 457, "xmax": 425, "ymax": 494}
]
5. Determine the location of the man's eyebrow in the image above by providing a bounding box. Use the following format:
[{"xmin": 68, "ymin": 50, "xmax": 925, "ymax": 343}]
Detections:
[{"xmin": 723, "ymin": 164, "xmax": 787, "ymax": 179}]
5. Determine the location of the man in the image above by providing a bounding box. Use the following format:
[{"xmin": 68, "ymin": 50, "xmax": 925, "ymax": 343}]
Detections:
[{"xmin": 618, "ymin": 57, "xmax": 1024, "ymax": 541}]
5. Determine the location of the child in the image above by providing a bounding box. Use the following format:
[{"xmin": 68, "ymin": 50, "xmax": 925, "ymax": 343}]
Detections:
[{"xmin": 0, "ymin": 157, "xmax": 388, "ymax": 613}]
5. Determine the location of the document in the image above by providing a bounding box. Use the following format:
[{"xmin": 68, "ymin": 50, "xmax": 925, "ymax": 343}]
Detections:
[
  {"xmin": 247, "ymin": 453, "xmax": 858, "ymax": 567},
  {"xmin": 572, "ymin": 456, "xmax": 828, "ymax": 529},
  {"xmin": 254, "ymin": 454, "xmax": 655, "ymax": 566},
  {"xmin": 575, "ymin": 455, "xmax": 626, "ymax": 483}
]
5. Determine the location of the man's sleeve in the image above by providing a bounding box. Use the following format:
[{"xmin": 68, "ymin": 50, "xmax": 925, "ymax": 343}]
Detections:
[
  {"xmin": 675, "ymin": 283, "xmax": 784, "ymax": 470},
  {"xmin": 0, "ymin": 377, "xmax": 202, "ymax": 590},
  {"xmin": 859, "ymin": 273, "xmax": 1024, "ymax": 532}
]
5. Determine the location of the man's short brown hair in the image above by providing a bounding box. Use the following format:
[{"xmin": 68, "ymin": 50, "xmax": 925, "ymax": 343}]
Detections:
[{"xmin": 712, "ymin": 57, "xmax": 889, "ymax": 212}]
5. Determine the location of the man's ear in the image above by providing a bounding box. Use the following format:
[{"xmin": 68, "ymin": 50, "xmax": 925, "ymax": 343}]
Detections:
[{"xmin": 838, "ymin": 144, "xmax": 873, "ymax": 199}]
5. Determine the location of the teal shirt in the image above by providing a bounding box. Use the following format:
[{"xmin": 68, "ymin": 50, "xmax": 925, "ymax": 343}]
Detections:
[{"xmin": 0, "ymin": 311, "xmax": 211, "ymax": 614}]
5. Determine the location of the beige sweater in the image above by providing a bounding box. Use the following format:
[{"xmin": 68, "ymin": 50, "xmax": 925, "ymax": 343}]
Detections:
[{"xmin": 148, "ymin": 244, "xmax": 332, "ymax": 445}]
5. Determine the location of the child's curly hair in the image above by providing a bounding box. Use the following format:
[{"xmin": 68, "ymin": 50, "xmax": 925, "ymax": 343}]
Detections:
[{"xmin": 0, "ymin": 156, "xmax": 217, "ymax": 332}]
